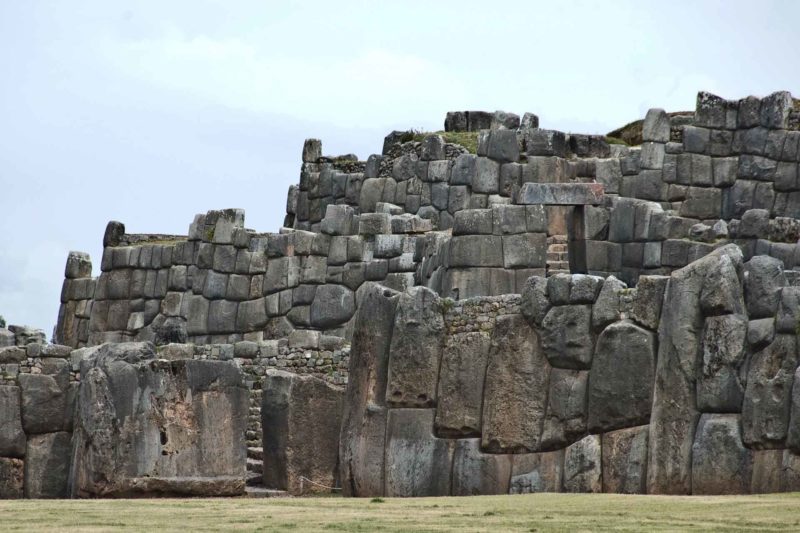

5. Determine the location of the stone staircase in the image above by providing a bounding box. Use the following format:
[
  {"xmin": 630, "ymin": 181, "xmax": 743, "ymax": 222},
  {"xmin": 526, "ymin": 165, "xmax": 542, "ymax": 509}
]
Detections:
[
  {"xmin": 244, "ymin": 446, "xmax": 289, "ymax": 498},
  {"xmin": 546, "ymin": 235, "xmax": 570, "ymax": 276}
]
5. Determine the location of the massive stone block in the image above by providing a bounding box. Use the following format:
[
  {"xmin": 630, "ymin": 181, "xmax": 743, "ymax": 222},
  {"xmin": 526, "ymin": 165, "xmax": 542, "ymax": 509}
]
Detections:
[
  {"xmin": 435, "ymin": 331, "xmax": 491, "ymax": 437},
  {"xmin": 384, "ymin": 409, "xmax": 454, "ymax": 497},
  {"xmin": 0, "ymin": 457, "xmax": 24, "ymax": 499},
  {"xmin": 482, "ymin": 314, "xmax": 550, "ymax": 453},
  {"xmin": 509, "ymin": 449, "xmax": 564, "ymax": 493},
  {"xmin": 310, "ymin": 284, "xmax": 355, "ymax": 328},
  {"xmin": 541, "ymin": 305, "xmax": 593, "ymax": 370},
  {"xmin": 451, "ymin": 438, "xmax": 512, "ymax": 496},
  {"xmin": 602, "ymin": 425, "xmax": 649, "ymax": 494},
  {"xmin": 70, "ymin": 342, "xmax": 248, "ymax": 497},
  {"xmin": 25, "ymin": 431, "xmax": 72, "ymax": 498},
  {"xmin": 18, "ymin": 366, "xmax": 71, "ymax": 435},
  {"xmin": 262, "ymin": 370, "xmax": 344, "ymax": 495},
  {"xmin": 563, "ymin": 434, "xmax": 602, "ymax": 493},
  {"xmin": 744, "ymin": 256, "xmax": 786, "ymax": 319},
  {"xmin": 742, "ymin": 334, "xmax": 798, "ymax": 449},
  {"xmin": 697, "ymin": 314, "xmax": 748, "ymax": 412},
  {"xmin": 648, "ymin": 244, "xmax": 743, "ymax": 495},
  {"xmin": 0, "ymin": 386, "xmax": 26, "ymax": 457},
  {"xmin": 339, "ymin": 283, "xmax": 399, "ymax": 497},
  {"xmin": 691, "ymin": 414, "xmax": 752, "ymax": 495},
  {"xmin": 587, "ymin": 320, "xmax": 655, "ymax": 433},
  {"xmin": 386, "ymin": 287, "xmax": 445, "ymax": 407},
  {"xmin": 540, "ymin": 369, "xmax": 588, "ymax": 450}
]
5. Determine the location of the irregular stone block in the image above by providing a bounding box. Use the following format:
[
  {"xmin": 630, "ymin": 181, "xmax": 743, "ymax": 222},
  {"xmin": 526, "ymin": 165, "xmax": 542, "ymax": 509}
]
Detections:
[
  {"xmin": 563, "ymin": 434, "xmax": 602, "ymax": 493},
  {"xmin": 310, "ymin": 284, "xmax": 355, "ymax": 328},
  {"xmin": 385, "ymin": 409, "xmax": 454, "ymax": 497},
  {"xmin": 473, "ymin": 157, "xmax": 500, "ymax": 193},
  {"xmin": 339, "ymin": 283, "xmax": 399, "ymax": 496},
  {"xmin": 451, "ymin": 438, "xmax": 512, "ymax": 496},
  {"xmin": 697, "ymin": 314, "xmax": 748, "ymax": 413},
  {"xmin": 386, "ymin": 287, "xmax": 444, "ymax": 407},
  {"xmin": 602, "ymin": 425, "xmax": 648, "ymax": 494},
  {"xmin": 744, "ymin": 255, "xmax": 786, "ymax": 319},
  {"xmin": 541, "ymin": 369, "xmax": 588, "ymax": 449},
  {"xmin": 643, "ymin": 108, "xmax": 670, "ymax": 142},
  {"xmin": 742, "ymin": 334, "xmax": 798, "ymax": 448},
  {"xmin": 420, "ymin": 134, "xmax": 445, "ymax": 161},
  {"xmin": 541, "ymin": 305, "xmax": 593, "ymax": 370},
  {"xmin": 520, "ymin": 276, "xmax": 550, "ymax": 327},
  {"xmin": 524, "ymin": 129, "xmax": 567, "ymax": 157},
  {"xmin": 587, "ymin": 320, "xmax": 655, "ymax": 433},
  {"xmin": 0, "ymin": 386, "xmax": 25, "ymax": 457},
  {"xmin": 485, "ymin": 129, "xmax": 520, "ymax": 163},
  {"xmin": 358, "ymin": 213, "xmax": 391, "ymax": 235},
  {"xmin": 453, "ymin": 209, "xmax": 493, "ymax": 235},
  {"xmin": 450, "ymin": 154, "xmax": 477, "ymax": 185},
  {"xmin": 509, "ymin": 449, "xmax": 564, "ymax": 493},
  {"xmin": 482, "ymin": 314, "xmax": 550, "ymax": 453},
  {"xmin": 750, "ymin": 449, "xmax": 783, "ymax": 494},
  {"xmin": 436, "ymin": 331, "xmax": 491, "ymax": 437},
  {"xmin": 691, "ymin": 414, "xmax": 752, "ymax": 495},
  {"xmin": 262, "ymin": 370, "xmax": 344, "ymax": 495},
  {"xmin": 19, "ymin": 370, "xmax": 70, "ymax": 435},
  {"xmin": 518, "ymin": 183, "xmax": 604, "ymax": 205},
  {"xmin": 25, "ymin": 431, "xmax": 72, "ymax": 498},
  {"xmin": 70, "ymin": 343, "xmax": 248, "ymax": 497},
  {"xmin": 502, "ymin": 233, "xmax": 546, "ymax": 268},
  {"xmin": 648, "ymin": 245, "xmax": 743, "ymax": 495},
  {"xmin": 0, "ymin": 457, "xmax": 24, "ymax": 499},
  {"xmin": 448, "ymin": 235, "xmax": 503, "ymax": 267}
]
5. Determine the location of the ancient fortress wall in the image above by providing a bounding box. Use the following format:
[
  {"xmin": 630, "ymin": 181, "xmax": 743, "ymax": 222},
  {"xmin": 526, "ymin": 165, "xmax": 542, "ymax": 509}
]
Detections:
[{"xmin": 3, "ymin": 89, "xmax": 800, "ymax": 499}]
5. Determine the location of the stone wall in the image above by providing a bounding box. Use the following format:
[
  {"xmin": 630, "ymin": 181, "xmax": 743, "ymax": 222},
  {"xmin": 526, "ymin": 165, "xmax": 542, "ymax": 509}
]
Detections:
[{"xmin": 339, "ymin": 246, "xmax": 800, "ymax": 496}]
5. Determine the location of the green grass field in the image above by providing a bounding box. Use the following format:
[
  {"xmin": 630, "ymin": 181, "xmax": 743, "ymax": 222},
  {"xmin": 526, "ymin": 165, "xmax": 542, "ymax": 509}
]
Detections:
[{"xmin": 1, "ymin": 492, "xmax": 799, "ymax": 532}]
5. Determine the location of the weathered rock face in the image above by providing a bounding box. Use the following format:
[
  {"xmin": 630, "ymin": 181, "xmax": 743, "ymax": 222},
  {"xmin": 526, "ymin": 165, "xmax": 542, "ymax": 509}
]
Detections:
[
  {"xmin": 69, "ymin": 342, "xmax": 249, "ymax": 497},
  {"xmin": 697, "ymin": 314, "xmax": 748, "ymax": 412},
  {"xmin": 541, "ymin": 369, "xmax": 588, "ymax": 450},
  {"xmin": 692, "ymin": 414, "xmax": 752, "ymax": 494},
  {"xmin": 386, "ymin": 287, "xmax": 445, "ymax": 407},
  {"xmin": 563, "ymin": 434, "xmax": 602, "ymax": 493},
  {"xmin": 0, "ymin": 457, "xmax": 24, "ymax": 499},
  {"xmin": 18, "ymin": 363, "xmax": 73, "ymax": 435},
  {"xmin": 509, "ymin": 450, "xmax": 564, "ymax": 493},
  {"xmin": 339, "ymin": 283, "xmax": 399, "ymax": 497},
  {"xmin": 0, "ymin": 386, "xmax": 26, "ymax": 458},
  {"xmin": 587, "ymin": 320, "xmax": 655, "ymax": 433},
  {"xmin": 25, "ymin": 431, "xmax": 72, "ymax": 498},
  {"xmin": 481, "ymin": 314, "xmax": 550, "ymax": 453},
  {"xmin": 451, "ymin": 438, "xmax": 512, "ymax": 496},
  {"xmin": 262, "ymin": 370, "xmax": 344, "ymax": 495},
  {"xmin": 601, "ymin": 425, "xmax": 649, "ymax": 494},
  {"xmin": 541, "ymin": 305, "xmax": 593, "ymax": 369}
]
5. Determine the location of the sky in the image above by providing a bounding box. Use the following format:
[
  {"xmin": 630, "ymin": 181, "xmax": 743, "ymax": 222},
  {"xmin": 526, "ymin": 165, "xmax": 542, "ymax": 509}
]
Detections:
[{"xmin": 1, "ymin": 0, "xmax": 798, "ymax": 337}]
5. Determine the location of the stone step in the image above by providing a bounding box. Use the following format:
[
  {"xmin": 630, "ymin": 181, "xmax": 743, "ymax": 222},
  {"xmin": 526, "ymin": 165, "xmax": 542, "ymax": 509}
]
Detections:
[
  {"xmin": 547, "ymin": 253, "xmax": 567, "ymax": 261},
  {"xmin": 549, "ymin": 261, "xmax": 570, "ymax": 270},
  {"xmin": 547, "ymin": 269, "xmax": 570, "ymax": 277},
  {"xmin": 244, "ymin": 486, "xmax": 290, "ymax": 498},
  {"xmin": 247, "ymin": 447, "xmax": 264, "ymax": 461},
  {"xmin": 246, "ymin": 457, "xmax": 262, "ymax": 473},
  {"xmin": 246, "ymin": 470, "xmax": 263, "ymax": 486},
  {"xmin": 548, "ymin": 234, "xmax": 568, "ymax": 244},
  {"xmin": 548, "ymin": 244, "xmax": 568, "ymax": 253}
]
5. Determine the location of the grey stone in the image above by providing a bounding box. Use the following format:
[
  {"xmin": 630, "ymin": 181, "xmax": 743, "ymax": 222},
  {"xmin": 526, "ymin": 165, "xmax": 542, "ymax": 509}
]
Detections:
[
  {"xmin": 541, "ymin": 305, "xmax": 593, "ymax": 370},
  {"xmin": 642, "ymin": 108, "xmax": 670, "ymax": 142},
  {"xmin": 262, "ymin": 370, "xmax": 343, "ymax": 495},
  {"xmin": 385, "ymin": 409, "xmax": 453, "ymax": 497},
  {"xmin": 473, "ymin": 157, "xmax": 500, "ymax": 193},
  {"xmin": 436, "ymin": 331, "xmax": 491, "ymax": 437},
  {"xmin": 509, "ymin": 450, "xmax": 563, "ymax": 493},
  {"xmin": 0, "ymin": 457, "xmax": 23, "ymax": 499},
  {"xmin": 310, "ymin": 284, "xmax": 355, "ymax": 328},
  {"xmin": 602, "ymin": 425, "xmax": 649, "ymax": 494},
  {"xmin": 453, "ymin": 209, "xmax": 493, "ymax": 235},
  {"xmin": 591, "ymin": 275, "xmax": 625, "ymax": 329},
  {"xmin": 386, "ymin": 287, "xmax": 444, "ymax": 408},
  {"xmin": 320, "ymin": 204, "xmax": 355, "ymax": 236},
  {"xmin": 777, "ymin": 287, "xmax": 800, "ymax": 333},
  {"xmin": 518, "ymin": 183, "xmax": 604, "ymax": 205},
  {"xmin": 683, "ymin": 126, "xmax": 711, "ymax": 153},
  {"xmin": 207, "ymin": 300, "xmax": 237, "ymax": 334},
  {"xmin": 524, "ymin": 129, "xmax": 566, "ymax": 157},
  {"xmin": 0, "ymin": 386, "xmax": 25, "ymax": 457},
  {"xmin": 520, "ymin": 276, "xmax": 550, "ymax": 327},
  {"xmin": 420, "ymin": 134, "xmax": 445, "ymax": 161},
  {"xmin": 563, "ymin": 434, "xmax": 602, "ymax": 493},
  {"xmin": 742, "ymin": 334, "xmax": 798, "ymax": 448},
  {"xmin": 450, "ymin": 154, "xmax": 477, "ymax": 185},
  {"xmin": 760, "ymin": 91, "xmax": 793, "ymax": 129},
  {"xmin": 502, "ymin": 233, "xmax": 546, "ymax": 268},
  {"xmin": 485, "ymin": 129, "xmax": 520, "ymax": 163},
  {"xmin": 697, "ymin": 314, "xmax": 748, "ymax": 412},
  {"xmin": 25, "ymin": 431, "xmax": 72, "ymax": 498},
  {"xmin": 19, "ymin": 371, "xmax": 70, "ymax": 434},
  {"xmin": 640, "ymin": 142, "xmax": 665, "ymax": 169},
  {"xmin": 748, "ymin": 318, "xmax": 776, "ymax": 351},
  {"xmin": 448, "ymin": 235, "xmax": 503, "ymax": 267},
  {"xmin": 541, "ymin": 368, "xmax": 588, "ymax": 449},
  {"xmin": 692, "ymin": 414, "xmax": 752, "ymax": 494},
  {"xmin": 587, "ymin": 320, "xmax": 655, "ymax": 433},
  {"xmin": 679, "ymin": 187, "xmax": 721, "ymax": 219},
  {"xmin": 451, "ymin": 438, "xmax": 512, "ymax": 496},
  {"xmin": 358, "ymin": 213, "xmax": 391, "ymax": 235},
  {"xmin": 595, "ymin": 159, "xmax": 622, "ymax": 194},
  {"xmin": 482, "ymin": 314, "xmax": 550, "ymax": 453},
  {"xmin": 744, "ymin": 255, "xmax": 786, "ymax": 319}
]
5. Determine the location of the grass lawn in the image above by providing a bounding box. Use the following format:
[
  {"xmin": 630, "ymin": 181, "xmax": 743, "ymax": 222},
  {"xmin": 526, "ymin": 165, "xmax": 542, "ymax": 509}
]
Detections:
[{"xmin": 1, "ymin": 492, "xmax": 799, "ymax": 532}]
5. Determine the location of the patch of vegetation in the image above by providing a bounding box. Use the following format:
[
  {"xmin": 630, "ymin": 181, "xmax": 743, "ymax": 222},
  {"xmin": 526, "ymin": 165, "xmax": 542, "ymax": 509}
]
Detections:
[
  {"xmin": 605, "ymin": 136, "xmax": 628, "ymax": 146},
  {"xmin": 0, "ymin": 315, "xmax": 5, "ymax": 328},
  {"xmin": 370, "ymin": 497, "xmax": 385, "ymax": 503},
  {"xmin": 607, "ymin": 111, "xmax": 692, "ymax": 146},
  {"xmin": 204, "ymin": 227, "xmax": 215, "ymax": 242},
  {"xmin": 407, "ymin": 130, "xmax": 479, "ymax": 154}
]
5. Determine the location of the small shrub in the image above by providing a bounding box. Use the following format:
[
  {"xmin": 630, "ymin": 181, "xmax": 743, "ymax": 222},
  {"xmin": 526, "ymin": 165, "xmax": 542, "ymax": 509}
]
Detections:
[
  {"xmin": 370, "ymin": 497, "xmax": 384, "ymax": 504},
  {"xmin": 0, "ymin": 315, "xmax": 5, "ymax": 328}
]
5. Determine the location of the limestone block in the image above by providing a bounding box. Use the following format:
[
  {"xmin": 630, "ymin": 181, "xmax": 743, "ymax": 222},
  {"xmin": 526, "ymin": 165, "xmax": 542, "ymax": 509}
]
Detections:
[
  {"xmin": 520, "ymin": 276, "xmax": 550, "ymax": 327},
  {"xmin": 760, "ymin": 90, "xmax": 793, "ymax": 129},
  {"xmin": 420, "ymin": 134, "xmax": 445, "ymax": 161},
  {"xmin": 65, "ymin": 251, "xmax": 92, "ymax": 279},
  {"xmin": 451, "ymin": 438, "xmax": 512, "ymax": 496},
  {"xmin": 744, "ymin": 255, "xmax": 786, "ymax": 319},
  {"xmin": 679, "ymin": 187, "xmax": 721, "ymax": 219},
  {"xmin": 541, "ymin": 305, "xmax": 593, "ymax": 370},
  {"xmin": 450, "ymin": 154, "xmax": 477, "ymax": 185},
  {"xmin": 632, "ymin": 275, "xmax": 669, "ymax": 330},
  {"xmin": 502, "ymin": 233, "xmax": 546, "ymax": 268},
  {"xmin": 309, "ymin": 284, "xmax": 355, "ymax": 328},
  {"xmin": 587, "ymin": 320, "xmax": 655, "ymax": 433},
  {"xmin": 697, "ymin": 314, "xmax": 748, "ymax": 412},
  {"xmin": 359, "ymin": 178, "xmax": 386, "ymax": 212},
  {"xmin": 448, "ymin": 235, "xmax": 503, "ymax": 267},
  {"xmin": 563, "ymin": 434, "xmax": 602, "ymax": 493},
  {"xmin": 262, "ymin": 370, "xmax": 343, "ymax": 495},
  {"xmin": 595, "ymin": 158, "xmax": 622, "ymax": 194},
  {"xmin": 320, "ymin": 204, "xmax": 355, "ymax": 236},
  {"xmin": 485, "ymin": 129, "xmax": 520, "ymax": 163},
  {"xmin": 0, "ymin": 457, "xmax": 24, "ymax": 499},
  {"xmin": 385, "ymin": 409, "xmax": 454, "ymax": 497},
  {"xmin": 695, "ymin": 92, "xmax": 734, "ymax": 129},
  {"xmin": 339, "ymin": 283, "xmax": 399, "ymax": 496},
  {"xmin": 441, "ymin": 268, "xmax": 514, "ymax": 299},
  {"xmin": 19, "ymin": 370, "xmax": 70, "ymax": 434},
  {"xmin": 435, "ymin": 331, "xmax": 491, "ymax": 437},
  {"xmin": 647, "ymin": 245, "xmax": 743, "ymax": 495},
  {"xmin": 235, "ymin": 297, "xmax": 268, "ymax": 332},
  {"xmin": 184, "ymin": 295, "xmax": 209, "ymax": 336},
  {"xmin": 524, "ymin": 129, "xmax": 567, "ymax": 157},
  {"xmin": 691, "ymin": 414, "xmax": 752, "ymax": 494},
  {"xmin": 71, "ymin": 343, "xmax": 248, "ymax": 497},
  {"xmin": 473, "ymin": 157, "xmax": 500, "ymax": 193},
  {"xmin": 642, "ymin": 108, "xmax": 670, "ymax": 142},
  {"xmin": 492, "ymin": 205, "xmax": 527, "ymax": 235},
  {"xmin": 0, "ymin": 386, "xmax": 25, "ymax": 457},
  {"xmin": 788, "ymin": 367, "xmax": 800, "ymax": 453},
  {"xmin": 750, "ymin": 449, "xmax": 783, "ymax": 494},
  {"xmin": 207, "ymin": 300, "xmax": 237, "ymax": 334},
  {"xmin": 509, "ymin": 450, "xmax": 564, "ymax": 493},
  {"xmin": 742, "ymin": 334, "xmax": 798, "ymax": 448},
  {"xmin": 482, "ymin": 314, "xmax": 550, "ymax": 453},
  {"xmin": 518, "ymin": 183, "xmax": 604, "ymax": 205},
  {"xmin": 386, "ymin": 287, "xmax": 444, "ymax": 408},
  {"xmin": 640, "ymin": 142, "xmax": 665, "ymax": 169},
  {"xmin": 591, "ymin": 275, "xmax": 625, "ymax": 330},
  {"xmin": 358, "ymin": 213, "xmax": 391, "ymax": 235},
  {"xmin": 602, "ymin": 425, "xmax": 648, "ymax": 494},
  {"xmin": 541, "ymin": 368, "xmax": 588, "ymax": 449},
  {"xmin": 25, "ymin": 431, "xmax": 72, "ymax": 498}
]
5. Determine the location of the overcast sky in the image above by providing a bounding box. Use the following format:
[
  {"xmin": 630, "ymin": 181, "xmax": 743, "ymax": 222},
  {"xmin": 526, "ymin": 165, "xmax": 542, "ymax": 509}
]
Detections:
[{"xmin": 1, "ymin": 0, "xmax": 798, "ymax": 337}]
